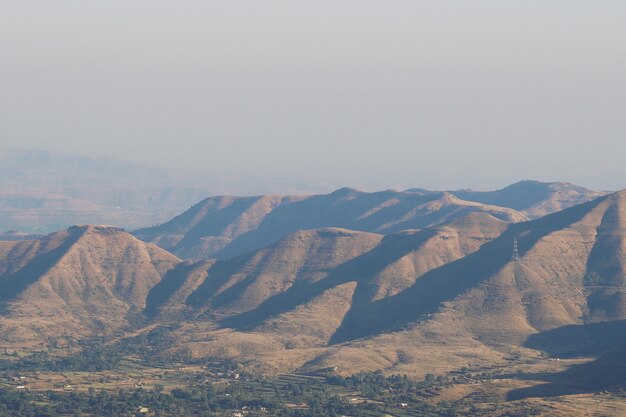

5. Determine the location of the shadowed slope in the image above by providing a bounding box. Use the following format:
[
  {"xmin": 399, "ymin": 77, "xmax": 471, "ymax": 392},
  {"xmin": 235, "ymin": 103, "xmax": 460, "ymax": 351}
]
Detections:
[
  {"xmin": 508, "ymin": 337, "xmax": 626, "ymax": 400},
  {"xmin": 209, "ymin": 196, "xmax": 601, "ymax": 344},
  {"xmin": 0, "ymin": 227, "xmax": 86, "ymax": 303},
  {"xmin": 144, "ymin": 260, "xmax": 213, "ymax": 318},
  {"xmin": 185, "ymin": 228, "xmax": 383, "ymax": 317},
  {"xmin": 584, "ymin": 192, "xmax": 626, "ymax": 319},
  {"xmin": 524, "ymin": 320, "xmax": 626, "ymax": 358},
  {"xmin": 219, "ymin": 228, "xmax": 441, "ymax": 330},
  {"xmin": 214, "ymin": 212, "xmax": 510, "ymax": 332},
  {"xmin": 331, "ymin": 193, "xmax": 609, "ymax": 343}
]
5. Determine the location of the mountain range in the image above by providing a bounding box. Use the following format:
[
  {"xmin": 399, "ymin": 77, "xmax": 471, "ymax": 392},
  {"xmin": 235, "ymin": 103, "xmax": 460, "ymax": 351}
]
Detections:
[
  {"xmin": 135, "ymin": 180, "xmax": 604, "ymax": 260},
  {"xmin": 1, "ymin": 185, "xmax": 625, "ymax": 385},
  {"xmin": 0, "ymin": 149, "xmax": 341, "ymax": 233}
]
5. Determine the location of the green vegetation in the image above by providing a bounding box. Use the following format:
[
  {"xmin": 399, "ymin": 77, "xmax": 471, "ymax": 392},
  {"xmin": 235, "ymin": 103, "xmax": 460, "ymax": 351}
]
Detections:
[
  {"xmin": 1, "ymin": 328, "xmax": 188, "ymax": 373},
  {"xmin": 0, "ymin": 379, "xmax": 457, "ymax": 417},
  {"xmin": 0, "ymin": 356, "xmax": 459, "ymax": 417}
]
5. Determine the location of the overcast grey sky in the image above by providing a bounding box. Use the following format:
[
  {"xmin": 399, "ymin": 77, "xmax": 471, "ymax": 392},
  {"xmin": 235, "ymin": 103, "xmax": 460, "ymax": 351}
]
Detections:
[{"xmin": 1, "ymin": 1, "xmax": 625, "ymax": 191}]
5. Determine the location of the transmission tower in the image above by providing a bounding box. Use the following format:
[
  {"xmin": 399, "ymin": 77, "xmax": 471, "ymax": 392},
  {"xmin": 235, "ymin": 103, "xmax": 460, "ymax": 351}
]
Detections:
[{"xmin": 511, "ymin": 238, "xmax": 521, "ymax": 262}]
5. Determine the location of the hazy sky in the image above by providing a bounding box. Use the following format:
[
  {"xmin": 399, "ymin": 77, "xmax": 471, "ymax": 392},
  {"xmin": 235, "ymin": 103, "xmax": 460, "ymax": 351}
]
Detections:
[{"xmin": 1, "ymin": 1, "xmax": 625, "ymax": 191}]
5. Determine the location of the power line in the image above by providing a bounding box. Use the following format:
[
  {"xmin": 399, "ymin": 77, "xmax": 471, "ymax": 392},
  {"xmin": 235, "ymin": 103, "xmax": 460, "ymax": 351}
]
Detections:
[{"xmin": 511, "ymin": 238, "xmax": 521, "ymax": 262}]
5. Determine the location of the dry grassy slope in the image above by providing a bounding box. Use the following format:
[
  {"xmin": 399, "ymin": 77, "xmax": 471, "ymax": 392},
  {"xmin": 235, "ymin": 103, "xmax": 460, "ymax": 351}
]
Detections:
[
  {"xmin": 161, "ymin": 191, "xmax": 626, "ymax": 377},
  {"xmin": 0, "ymin": 225, "xmax": 180, "ymax": 346},
  {"xmin": 369, "ymin": 212, "xmax": 509, "ymax": 301},
  {"xmin": 2, "ymin": 191, "xmax": 623, "ymax": 378},
  {"xmin": 160, "ymin": 212, "xmax": 512, "ymax": 372},
  {"xmin": 152, "ymin": 228, "xmax": 383, "ymax": 319},
  {"xmin": 145, "ymin": 259, "xmax": 216, "ymax": 318},
  {"xmin": 134, "ymin": 188, "xmax": 526, "ymax": 260},
  {"xmin": 138, "ymin": 195, "xmax": 306, "ymax": 260},
  {"xmin": 452, "ymin": 191, "xmax": 624, "ymax": 344},
  {"xmin": 309, "ymin": 191, "xmax": 626, "ymax": 375}
]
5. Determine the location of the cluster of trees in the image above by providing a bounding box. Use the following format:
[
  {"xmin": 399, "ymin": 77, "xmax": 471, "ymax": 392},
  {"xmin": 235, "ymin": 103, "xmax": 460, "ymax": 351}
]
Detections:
[
  {"xmin": 1, "ymin": 342, "xmax": 123, "ymax": 373},
  {"xmin": 0, "ymin": 376, "xmax": 459, "ymax": 417},
  {"xmin": 0, "ymin": 386, "xmax": 356, "ymax": 417},
  {"xmin": 326, "ymin": 371, "xmax": 457, "ymax": 416},
  {"xmin": 328, "ymin": 370, "xmax": 449, "ymax": 394},
  {"xmin": 0, "ymin": 385, "xmax": 265, "ymax": 417},
  {"xmin": 1, "ymin": 327, "xmax": 189, "ymax": 373},
  {"xmin": 0, "ymin": 338, "xmax": 461, "ymax": 416}
]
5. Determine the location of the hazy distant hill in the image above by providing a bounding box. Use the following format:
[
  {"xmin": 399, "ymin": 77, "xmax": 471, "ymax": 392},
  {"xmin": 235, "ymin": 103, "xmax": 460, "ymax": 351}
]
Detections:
[
  {"xmin": 0, "ymin": 149, "xmax": 605, "ymax": 237},
  {"xmin": 0, "ymin": 149, "xmax": 216, "ymax": 233},
  {"xmin": 0, "ymin": 149, "xmax": 338, "ymax": 233},
  {"xmin": 0, "ymin": 225, "xmax": 180, "ymax": 345},
  {"xmin": 451, "ymin": 180, "xmax": 606, "ymax": 219},
  {"xmin": 134, "ymin": 188, "xmax": 526, "ymax": 260}
]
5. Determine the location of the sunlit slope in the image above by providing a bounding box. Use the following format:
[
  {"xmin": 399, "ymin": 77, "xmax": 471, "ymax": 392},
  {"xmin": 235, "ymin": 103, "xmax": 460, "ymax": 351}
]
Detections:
[{"xmin": 0, "ymin": 225, "xmax": 180, "ymax": 345}]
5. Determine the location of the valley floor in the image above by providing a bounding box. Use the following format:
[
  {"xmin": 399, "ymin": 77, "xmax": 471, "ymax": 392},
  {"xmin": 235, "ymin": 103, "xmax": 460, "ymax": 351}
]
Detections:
[{"xmin": 1, "ymin": 349, "xmax": 625, "ymax": 417}]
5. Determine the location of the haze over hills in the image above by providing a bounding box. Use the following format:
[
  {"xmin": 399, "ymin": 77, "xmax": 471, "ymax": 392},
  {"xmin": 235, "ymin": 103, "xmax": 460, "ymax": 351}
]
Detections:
[
  {"xmin": 0, "ymin": 149, "xmax": 214, "ymax": 233},
  {"xmin": 0, "ymin": 149, "xmax": 339, "ymax": 233},
  {"xmin": 1, "ymin": 149, "xmax": 605, "ymax": 240},
  {"xmin": 135, "ymin": 181, "xmax": 604, "ymax": 261}
]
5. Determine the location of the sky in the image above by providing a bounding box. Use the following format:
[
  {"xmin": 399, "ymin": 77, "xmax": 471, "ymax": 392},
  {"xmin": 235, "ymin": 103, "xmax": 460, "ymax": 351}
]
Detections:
[{"xmin": 1, "ymin": 1, "xmax": 625, "ymax": 191}]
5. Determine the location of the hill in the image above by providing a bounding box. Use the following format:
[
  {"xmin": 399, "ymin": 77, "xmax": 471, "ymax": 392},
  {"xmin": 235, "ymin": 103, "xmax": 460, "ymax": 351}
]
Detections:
[
  {"xmin": 0, "ymin": 149, "xmax": 343, "ymax": 233},
  {"xmin": 134, "ymin": 188, "xmax": 526, "ymax": 260},
  {"xmin": 2, "ymin": 190, "xmax": 626, "ymax": 382},
  {"xmin": 143, "ymin": 211, "xmax": 512, "ymax": 373},
  {"xmin": 137, "ymin": 191, "xmax": 626, "ymax": 377},
  {"xmin": 451, "ymin": 180, "xmax": 606, "ymax": 219},
  {"xmin": 0, "ymin": 149, "xmax": 219, "ymax": 233},
  {"xmin": 0, "ymin": 225, "xmax": 180, "ymax": 347}
]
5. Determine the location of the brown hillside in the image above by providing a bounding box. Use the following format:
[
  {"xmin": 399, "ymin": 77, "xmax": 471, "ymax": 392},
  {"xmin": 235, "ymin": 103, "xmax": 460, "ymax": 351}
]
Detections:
[
  {"xmin": 150, "ymin": 212, "xmax": 512, "ymax": 373},
  {"xmin": 134, "ymin": 188, "xmax": 525, "ymax": 260},
  {"xmin": 148, "ymin": 191, "xmax": 626, "ymax": 377},
  {"xmin": 0, "ymin": 225, "xmax": 180, "ymax": 347},
  {"xmin": 451, "ymin": 180, "xmax": 606, "ymax": 219}
]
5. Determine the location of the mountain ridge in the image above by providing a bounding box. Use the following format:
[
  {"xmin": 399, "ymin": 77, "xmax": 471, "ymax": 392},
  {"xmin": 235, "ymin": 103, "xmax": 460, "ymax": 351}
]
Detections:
[
  {"xmin": 134, "ymin": 189, "xmax": 528, "ymax": 260},
  {"xmin": 1, "ymin": 190, "xmax": 625, "ymax": 380}
]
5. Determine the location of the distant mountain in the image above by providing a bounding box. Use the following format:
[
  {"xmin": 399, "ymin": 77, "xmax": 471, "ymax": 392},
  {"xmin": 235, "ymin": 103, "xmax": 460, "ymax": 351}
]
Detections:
[
  {"xmin": 0, "ymin": 149, "xmax": 338, "ymax": 233},
  {"xmin": 0, "ymin": 149, "xmax": 217, "ymax": 233},
  {"xmin": 134, "ymin": 188, "xmax": 526, "ymax": 260},
  {"xmin": 451, "ymin": 180, "xmax": 607, "ymax": 219},
  {"xmin": 0, "ymin": 230, "xmax": 42, "ymax": 241},
  {"xmin": 0, "ymin": 225, "xmax": 180, "ymax": 346},
  {"xmin": 0, "ymin": 149, "xmax": 606, "ymax": 237}
]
